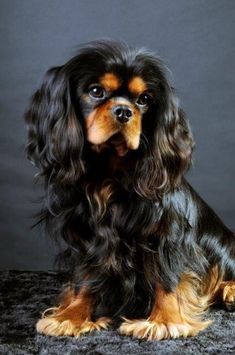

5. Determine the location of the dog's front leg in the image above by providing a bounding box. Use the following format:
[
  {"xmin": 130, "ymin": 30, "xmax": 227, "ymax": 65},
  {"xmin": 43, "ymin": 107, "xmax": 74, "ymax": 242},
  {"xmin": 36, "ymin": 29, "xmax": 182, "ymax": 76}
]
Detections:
[
  {"xmin": 36, "ymin": 286, "xmax": 111, "ymax": 337},
  {"xmin": 120, "ymin": 273, "xmax": 211, "ymax": 340}
]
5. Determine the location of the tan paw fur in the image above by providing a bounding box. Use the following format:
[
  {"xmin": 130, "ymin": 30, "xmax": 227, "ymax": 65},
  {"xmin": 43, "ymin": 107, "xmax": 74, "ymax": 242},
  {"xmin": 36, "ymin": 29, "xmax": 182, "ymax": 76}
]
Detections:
[
  {"xmin": 223, "ymin": 283, "xmax": 235, "ymax": 304},
  {"xmin": 36, "ymin": 316, "xmax": 111, "ymax": 337},
  {"xmin": 119, "ymin": 318, "xmax": 200, "ymax": 340}
]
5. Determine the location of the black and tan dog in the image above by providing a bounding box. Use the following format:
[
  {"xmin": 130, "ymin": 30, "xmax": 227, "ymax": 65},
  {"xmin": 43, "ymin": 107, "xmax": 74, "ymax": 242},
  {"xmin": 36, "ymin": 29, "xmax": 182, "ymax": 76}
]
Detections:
[{"xmin": 25, "ymin": 40, "xmax": 235, "ymax": 340}]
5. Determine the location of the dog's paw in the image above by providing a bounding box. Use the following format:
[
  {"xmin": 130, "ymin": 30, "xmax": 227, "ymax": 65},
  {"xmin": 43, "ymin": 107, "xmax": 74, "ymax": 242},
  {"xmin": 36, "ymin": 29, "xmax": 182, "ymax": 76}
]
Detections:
[
  {"xmin": 222, "ymin": 282, "xmax": 235, "ymax": 311},
  {"xmin": 36, "ymin": 316, "xmax": 111, "ymax": 337},
  {"xmin": 119, "ymin": 318, "xmax": 199, "ymax": 340}
]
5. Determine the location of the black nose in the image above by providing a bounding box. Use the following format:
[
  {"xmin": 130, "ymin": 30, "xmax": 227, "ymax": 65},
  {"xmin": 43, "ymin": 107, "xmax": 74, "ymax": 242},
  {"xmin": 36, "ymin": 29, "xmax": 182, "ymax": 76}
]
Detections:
[{"xmin": 112, "ymin": 105, "xmax": 133, "ymax": 123}]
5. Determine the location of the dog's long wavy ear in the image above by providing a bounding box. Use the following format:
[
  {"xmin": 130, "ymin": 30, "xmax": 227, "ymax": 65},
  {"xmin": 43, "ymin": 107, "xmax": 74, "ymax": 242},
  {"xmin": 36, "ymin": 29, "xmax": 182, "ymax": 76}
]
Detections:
[
  {"xmin": 135, "ymin": 90, "xmax": 194, "ymax": 199},
  {"xmin": 25, "ymin": 66, "xmax": 85, "ymax": 185},
  {"xmin": 155, "ymin": 91, "xmax": 195, "ymax": 189}
]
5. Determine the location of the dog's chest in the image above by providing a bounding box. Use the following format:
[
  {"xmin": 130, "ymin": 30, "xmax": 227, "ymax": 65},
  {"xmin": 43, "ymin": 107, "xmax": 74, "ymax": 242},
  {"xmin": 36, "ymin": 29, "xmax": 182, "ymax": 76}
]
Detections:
[
  {"xmin": 74, "ymin": 186, "xmax": 161, "ymax": 273},
  {"xmin": 83, "ymin": 184, "xmax": 159, "ymax": 241},
  {"xmin": 72, "ymin": 187, "xmax": 161, "ymax": 319}
]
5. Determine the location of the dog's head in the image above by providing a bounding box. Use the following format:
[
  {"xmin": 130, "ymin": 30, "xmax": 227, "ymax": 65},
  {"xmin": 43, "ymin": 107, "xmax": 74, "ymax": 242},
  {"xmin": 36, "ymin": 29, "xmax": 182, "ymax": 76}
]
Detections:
[{"xmin": 25, "ymin": 40, "xmax": 194, "ymax": 198}]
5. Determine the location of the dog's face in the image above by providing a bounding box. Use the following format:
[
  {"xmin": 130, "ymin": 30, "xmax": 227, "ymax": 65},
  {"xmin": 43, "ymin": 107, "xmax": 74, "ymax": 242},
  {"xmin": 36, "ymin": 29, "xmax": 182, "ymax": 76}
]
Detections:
[
  {"xmin": 79, "ymin": 72, "xmax": 155, "ymax": 157},
  {"xmin": 81, "ymin": 73, "xmax": 150, "ymax": 156},
  {"xmin": 69, "ymin": 42, "xmax": 166, "ymax": 158},
  {"xmin": 25, "ymin": 40, "xmax": 194, "ymax": 197}
]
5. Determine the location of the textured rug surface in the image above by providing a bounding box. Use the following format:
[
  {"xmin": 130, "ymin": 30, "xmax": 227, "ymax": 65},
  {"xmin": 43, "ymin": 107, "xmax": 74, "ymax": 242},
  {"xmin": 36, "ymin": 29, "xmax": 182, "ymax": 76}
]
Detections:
[{"xmin": 0, "ymin": 270, "xmax": 234, "ymax": 355}]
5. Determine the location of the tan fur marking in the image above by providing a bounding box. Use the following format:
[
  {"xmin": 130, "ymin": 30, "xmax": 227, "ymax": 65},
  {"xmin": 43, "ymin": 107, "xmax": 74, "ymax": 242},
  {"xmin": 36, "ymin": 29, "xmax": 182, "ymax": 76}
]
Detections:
[
  {"xmin": 214, "ymin": 280, "xmax": 235, "ymax": 305},
  {"xmin": 36, "ymin": 287, "xmax": 111, "ymax": 336},
  {"xmin": 120, "ymin": 272, "xmax": 215, "ymax": 340},
  {"xmin": 201, "ymin": 265, "xmax": 222, "ymax": 302},
  {"xmin": 37, "ymin": 316, "xmax": 110, "ymax": 337},
  {"xmin": 85, "ymin": 102, "xmax": 119, "ymax": 145},
  {"xmin": 100, "ymin": 73, "xmax": 120, "ymax": 91},
  {"xmin": 128, "ymin": 76, "xmax": 147, "ymax": 95}
]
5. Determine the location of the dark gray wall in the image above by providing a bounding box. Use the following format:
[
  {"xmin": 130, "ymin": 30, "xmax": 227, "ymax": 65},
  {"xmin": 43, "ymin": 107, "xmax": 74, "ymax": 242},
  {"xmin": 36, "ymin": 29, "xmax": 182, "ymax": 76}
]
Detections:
[{"xmin": 0, "ymin": 0, "xmax": 234, "ymax": 270}]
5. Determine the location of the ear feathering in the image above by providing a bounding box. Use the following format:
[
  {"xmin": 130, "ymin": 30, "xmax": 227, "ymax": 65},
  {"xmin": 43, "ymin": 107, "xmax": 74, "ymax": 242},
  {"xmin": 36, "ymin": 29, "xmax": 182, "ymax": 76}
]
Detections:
[
  {"xmin": 25, "ymin": 66, "xmax": 85, "ymax": 186},
  {"xmin": 155, "ymin": 92, "xmax": 194, "ymax": 187},
  {"xmin": 134, "ymin": 89, "xmax": 194, "ymax": 199}
]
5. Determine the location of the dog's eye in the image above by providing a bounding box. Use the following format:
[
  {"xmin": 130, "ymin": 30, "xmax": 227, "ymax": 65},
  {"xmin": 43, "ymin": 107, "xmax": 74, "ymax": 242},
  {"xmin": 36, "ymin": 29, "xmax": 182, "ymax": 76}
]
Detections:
[
  {"xmin": 136, "ymin": 93, "xmax": 152, "ymax": 106},
  {"xmin": 88, "ymin": 85, "xmax": 105, "ymax": 99}
]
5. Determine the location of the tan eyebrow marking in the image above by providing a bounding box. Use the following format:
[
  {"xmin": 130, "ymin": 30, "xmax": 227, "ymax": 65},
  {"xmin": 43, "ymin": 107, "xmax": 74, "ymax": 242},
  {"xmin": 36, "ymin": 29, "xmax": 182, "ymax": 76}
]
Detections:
[
  {"xmin": 100, "ymin": 73, "xmax": 120, "ymax": 91},
  {"xmin": 128, "ymin": 76, "xmax": 147, "ymax": 95}
]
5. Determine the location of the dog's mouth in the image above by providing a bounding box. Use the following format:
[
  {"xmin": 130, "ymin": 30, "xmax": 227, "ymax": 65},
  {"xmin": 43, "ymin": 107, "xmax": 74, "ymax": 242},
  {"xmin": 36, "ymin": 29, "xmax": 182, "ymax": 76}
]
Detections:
[
  {"xmin": 91, "ymin": 133, "xmax": 129, "ymax": 157},
  {"xmin": 107, "ymin": 133, "xmax": 129, "ymax": 157}
]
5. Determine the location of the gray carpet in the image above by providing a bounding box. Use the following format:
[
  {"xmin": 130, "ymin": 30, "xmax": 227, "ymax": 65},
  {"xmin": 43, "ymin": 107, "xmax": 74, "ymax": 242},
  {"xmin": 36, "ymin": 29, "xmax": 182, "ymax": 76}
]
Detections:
[{"xmin": 0, "ymin": 271, "xmax": 234, "ymax": 355}]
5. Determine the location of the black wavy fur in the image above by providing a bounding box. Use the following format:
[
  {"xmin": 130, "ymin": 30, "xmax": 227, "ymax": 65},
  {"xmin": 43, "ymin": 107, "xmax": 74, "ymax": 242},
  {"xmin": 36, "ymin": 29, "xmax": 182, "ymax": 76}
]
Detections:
[{"xmin": 25, "ymin": 40, "xmax": 235, "ymax": 322}]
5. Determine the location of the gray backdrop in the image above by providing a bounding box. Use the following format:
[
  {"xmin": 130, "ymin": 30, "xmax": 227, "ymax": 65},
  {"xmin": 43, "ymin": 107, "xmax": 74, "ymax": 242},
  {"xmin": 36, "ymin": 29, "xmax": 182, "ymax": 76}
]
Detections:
[{"xmin": 0, "ymin": 0, "xmax": 234, "ymax": 270}]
